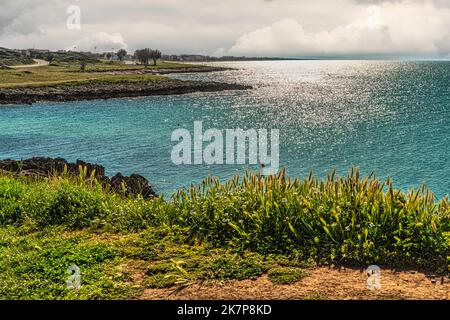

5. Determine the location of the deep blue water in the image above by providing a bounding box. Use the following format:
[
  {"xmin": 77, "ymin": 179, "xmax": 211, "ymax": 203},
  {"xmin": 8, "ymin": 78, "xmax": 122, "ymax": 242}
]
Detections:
[{"xmin": 0, "ymin": 60, "xmax": 449, "ymax": 197}]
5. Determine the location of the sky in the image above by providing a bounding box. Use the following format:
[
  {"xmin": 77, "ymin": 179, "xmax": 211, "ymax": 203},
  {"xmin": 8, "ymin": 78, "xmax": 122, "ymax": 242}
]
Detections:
[{"xmin": 1, "ymin": 0, "xmax": 449, "ymax": 58}]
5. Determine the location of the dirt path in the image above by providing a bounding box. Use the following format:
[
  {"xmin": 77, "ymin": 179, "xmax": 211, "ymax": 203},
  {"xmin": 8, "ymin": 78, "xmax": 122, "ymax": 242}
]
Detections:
[
  {"xmin": 140, "ymin": 267, "xmax": 450, "ymax": 300},
  {"xmin": 10, "ymin": 59, "xmax": 49, "ymax": 69}
]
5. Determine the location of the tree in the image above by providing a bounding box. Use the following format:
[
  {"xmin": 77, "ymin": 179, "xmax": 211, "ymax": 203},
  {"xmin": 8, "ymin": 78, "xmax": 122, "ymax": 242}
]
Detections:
[
  {"xmin": 46, "ymin": 53, "xmax": 54, "ymax": 63},
  {"xmin": 117, "ymin": 49, "xmax": 127, "ymax": 61},
  {"xmin": 134, "ymin": 48, "xmax": 152, "ymax": 67},
  {"xmin": 150, "ymin": 49, "xmax": 162, "ymax": 66},
  {"xmin": 80, "ymin": 60, "xmax": 87, "ymax": 71},
  {"xmin": 105, "ymin": 52, "xmax": 112, "ymax": 60}
]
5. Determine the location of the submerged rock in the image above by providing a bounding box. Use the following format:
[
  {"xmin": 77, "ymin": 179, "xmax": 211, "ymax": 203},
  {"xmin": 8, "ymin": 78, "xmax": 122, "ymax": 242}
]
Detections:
[{"xmin": 0, "ymin": 157, "xmax": 156, "ymax": 198}]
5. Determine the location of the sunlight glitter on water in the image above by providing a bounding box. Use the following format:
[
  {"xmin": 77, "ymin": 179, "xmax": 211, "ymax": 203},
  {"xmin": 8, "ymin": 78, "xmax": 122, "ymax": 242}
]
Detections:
[{"xmin": 1, "ymin": 61, "xmax": 449, "ymax": 197}]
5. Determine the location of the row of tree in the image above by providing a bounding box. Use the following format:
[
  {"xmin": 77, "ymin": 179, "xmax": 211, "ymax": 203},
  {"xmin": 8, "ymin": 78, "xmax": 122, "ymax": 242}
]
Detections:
[
  {"xmin": 113, "ymin": 48, "xmax": 162, "ymax": 66},
  {"xmin": 133, "ymin": 48, "xmax": 162, "ymax": 66}
]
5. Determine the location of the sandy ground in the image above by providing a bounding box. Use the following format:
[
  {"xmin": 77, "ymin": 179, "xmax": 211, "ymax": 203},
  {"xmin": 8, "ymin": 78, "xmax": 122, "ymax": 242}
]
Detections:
[
  {"xmin": 10, "ymin": 59, "xmax": 49, "ymax": 69},
  {"xmin": 140, "ymin": 267, "xmax": 450, "ymax": 300}
]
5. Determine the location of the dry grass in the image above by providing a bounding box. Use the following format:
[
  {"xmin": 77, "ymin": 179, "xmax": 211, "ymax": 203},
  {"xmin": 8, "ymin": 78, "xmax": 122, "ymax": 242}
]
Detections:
[{"xmin": 0, "ymin": 61, "xmax": 194, "ymax": 88}]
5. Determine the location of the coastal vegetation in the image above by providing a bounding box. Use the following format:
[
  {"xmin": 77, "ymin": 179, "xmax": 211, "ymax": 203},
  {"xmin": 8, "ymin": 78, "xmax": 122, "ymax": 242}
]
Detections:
[
  {"xmin": 0, "ymin": 60, "xmax": 200, "ymax": 89},
  {"xmin": 0, "ymin": 167, "xmax": 449, "ymax": 299},
  {"xmin": 0, "ymin": 47, "xmax": 34, "ymax": 66},
  {"xmin": 117, "ymin": 49, "xmax": 127, "ymax": 61},
  {"xmin": 0, "ymin": 58, "xmax": 245, "ymax": 104},
  {"xmin": 134, "ymin": 48, "xmax": 163, "ymax": 67},
  {"xmin": 0, "ymin": 47, "xmax": 98, "ymax": 66}
]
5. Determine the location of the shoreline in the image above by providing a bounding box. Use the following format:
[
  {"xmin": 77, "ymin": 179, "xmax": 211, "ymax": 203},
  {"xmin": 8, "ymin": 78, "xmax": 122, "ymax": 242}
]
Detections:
[
  {"xmin": 0, "ymin": 157, "xmax": 157, "ymax": 198},
  {"xmin": 0, "ymin": 79, "xmax": 250, "ymax": 105},
  {"xmin": 0, "ymin": 64, "xmax": 250, "ymax": 105},
  {"xmin": 77, "ymin": 65, "xmax": 234, "ymax": 74}
]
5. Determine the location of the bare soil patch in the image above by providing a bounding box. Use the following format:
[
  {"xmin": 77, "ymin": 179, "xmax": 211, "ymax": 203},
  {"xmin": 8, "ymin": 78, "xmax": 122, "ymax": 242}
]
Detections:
[{"xmin": 140, "ymin": 267, "xmax": 450, "ymax": 300}]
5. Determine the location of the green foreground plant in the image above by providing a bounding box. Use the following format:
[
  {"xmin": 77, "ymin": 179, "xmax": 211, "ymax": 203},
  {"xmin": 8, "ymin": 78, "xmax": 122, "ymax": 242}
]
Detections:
[{"xmin": 0, "ymin": 168, "xmax": 449, "ymax": 299}]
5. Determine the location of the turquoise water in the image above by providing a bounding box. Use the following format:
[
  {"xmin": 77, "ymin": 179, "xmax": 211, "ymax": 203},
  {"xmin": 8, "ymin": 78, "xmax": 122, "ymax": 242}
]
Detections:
[{"xmin": 0, "ymin": 61, "xmax": 449, "ymax": 197}]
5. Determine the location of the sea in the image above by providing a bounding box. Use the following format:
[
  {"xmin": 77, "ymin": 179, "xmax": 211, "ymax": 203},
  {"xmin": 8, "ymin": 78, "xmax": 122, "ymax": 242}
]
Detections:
[{"xmin": 0, "ymin": 60, "xmax": 449, "ymax": 198}]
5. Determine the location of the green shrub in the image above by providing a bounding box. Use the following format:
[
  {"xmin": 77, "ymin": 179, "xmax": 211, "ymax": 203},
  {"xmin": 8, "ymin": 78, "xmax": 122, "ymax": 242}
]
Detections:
[
  {"xmin": 143, "ymin": 273, "xmax": 177, "ymax": 289},
  {"xmin": 0, "ymin": 231, "xmax": 121, "ymax": 299},
  {"xmin": 0, "ymin": 177, "xmax": 25, "ymax": 225},
  {"xmin": 41, "ymin": 181, "xmax": 106, "ymax": 229},
  {"xmin": 267, "ymin": 267, "xmax": 306, "ymax": 284},
  {"xmin": 1, "ymin": 168, "xmax": 449, "ymax": 272},
  {"xmin": 202, "ymin": 254, "xmax": 266, "ymax": 281},
  {"xmin": 171, "ymin": 169, "xmax": 450, "ymax": 272}
]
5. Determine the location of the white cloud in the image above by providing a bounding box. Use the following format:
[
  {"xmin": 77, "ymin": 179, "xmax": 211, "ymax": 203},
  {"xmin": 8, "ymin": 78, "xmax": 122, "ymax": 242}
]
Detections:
[
  {"xmin": 68, "ymin": 32, "xmax": 127, "ymax": 52},
  {"xmin": 0, "ymin": 0, "xmax": 448, "ymax": 57},
  {"xmin": 227, "ymin": 16, "xmax": 393, "ymax": 56},
  {"xmin": 227, "ymin": 1, "xmax": 450, "ymax": 56}
]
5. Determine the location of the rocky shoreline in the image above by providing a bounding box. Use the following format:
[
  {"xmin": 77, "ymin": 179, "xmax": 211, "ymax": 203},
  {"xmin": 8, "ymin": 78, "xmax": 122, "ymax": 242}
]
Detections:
[
  {"xmin": 0, "ymin": 157, "xmax": 156, "ymax": 198},
  {"xmin": 0, "ymin": 79, "xmax": 251, "ymax": 105},
  {"xmin": 81, "ymin": 66, "xmax": 234, "ymax": 74}
]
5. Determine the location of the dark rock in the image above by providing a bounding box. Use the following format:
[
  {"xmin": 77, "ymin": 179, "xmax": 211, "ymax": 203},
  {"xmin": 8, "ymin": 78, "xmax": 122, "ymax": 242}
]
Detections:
[
  {"xmin": 110, "ymin": 173, "xmax": 156, "ymax": 198},
  {"xmin": 83, "ymin": 66, "xmax": 234, "ymax": 74},
  {"xmin": 0, "ymin": 79, "xmax": 251, "ymax": 105},
  {"xmin": 0, "ymin": 157, "xmax": 104, "ymax": 178},
  {"xmin": 0, "ymin": 157, "xmax": 156, "ymax": 198}
]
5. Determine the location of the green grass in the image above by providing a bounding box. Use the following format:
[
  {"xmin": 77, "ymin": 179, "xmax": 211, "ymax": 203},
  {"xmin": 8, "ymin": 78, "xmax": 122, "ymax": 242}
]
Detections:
[
  {"xmin": 89, "ymin": 60, "xmax": 201, "ymax": 71},
  {"xmin": 0, "ymin": 227, "xmax": 132, "ymax": 299},
  {"xmin": 0, "ymin": 225, "xmax": 295, "ymax": 299},
  {"xmin": 0, "ymin": 61, "xmax": 196, "ymax": 89},
  {"xmin": 50, "ymin": 60, "xmax": 198, "ymax": 72},
  {"xmin": 267, "ymin": 267, "xmax": 307, "ymax": 284},
  {"xmin": 0, "ymin": 69, "xmax": 171, "ymax": 89},
  {"xmin": 0, "ymin": 58, "xmax": 34, "ymax": 66},
  {"xmin": 0, "ymin": 168, "xmax": 449, "ymax": 299}
]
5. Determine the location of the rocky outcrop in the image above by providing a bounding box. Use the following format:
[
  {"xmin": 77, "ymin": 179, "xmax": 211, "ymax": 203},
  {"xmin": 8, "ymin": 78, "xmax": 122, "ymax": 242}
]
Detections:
[
  {"xmin": 110, "ymin": 172, "xmax": 155, "ymax": 198},
  {"xmin": 0, "ymin": 79, "xmax": 251, "ymax": 105},
  {"xmin": 81, "ymin": 66, "xmax": 234, "ymax": 74},
  {"xmin": 0, "ymin": 157, "xmax": 156, "ymax": 198},
  {"xmin": 0, "ymin": 157, "xmax": 105, "ymax": 178}
]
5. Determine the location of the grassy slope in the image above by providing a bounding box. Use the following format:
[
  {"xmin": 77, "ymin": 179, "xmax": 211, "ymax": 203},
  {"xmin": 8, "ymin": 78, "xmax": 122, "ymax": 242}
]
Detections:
[
  {"xmin": 0, "ymin": 58, "xmax": 35, "ymax": 66},
  {"xmin": 0, "ymin": 61, "xmax": 197, "ymax": 89},
  {"xmin": 0, "ymin": 48, "xmax": 35, "ymax": 66},
  {"xmin": 0, "ymin": 169, "xmax": 449, "ymax": 299}
]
